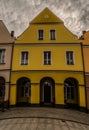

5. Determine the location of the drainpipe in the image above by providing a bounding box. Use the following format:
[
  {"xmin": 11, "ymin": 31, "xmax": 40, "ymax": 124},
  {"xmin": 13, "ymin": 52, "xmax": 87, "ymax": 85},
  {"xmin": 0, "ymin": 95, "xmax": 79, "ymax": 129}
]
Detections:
[
  {"xmin": 81, "ymin": 42, "xmax": 88, "ymax": 112},
  {"xmin": 9, "ymin": 35, "xmax": 15, "ymax": 108}
]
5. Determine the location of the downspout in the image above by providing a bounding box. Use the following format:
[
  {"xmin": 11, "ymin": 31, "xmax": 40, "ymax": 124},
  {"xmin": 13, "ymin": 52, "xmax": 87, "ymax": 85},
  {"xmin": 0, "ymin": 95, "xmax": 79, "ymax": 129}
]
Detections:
[
  {"xmin": 9, "ymin": 41, "xmax": 14, "ymax": 108},
  {"xmin": 81, "ymin": 42, "xmax": 87, "ymax": 112}
]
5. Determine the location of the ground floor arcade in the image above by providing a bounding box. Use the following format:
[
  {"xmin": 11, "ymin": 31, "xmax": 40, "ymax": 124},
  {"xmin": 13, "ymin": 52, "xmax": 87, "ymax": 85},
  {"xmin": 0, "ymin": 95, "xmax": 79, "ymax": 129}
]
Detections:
[{"xmin": 10, "ymin": 71, "xmax": 86, "ymax": 111}]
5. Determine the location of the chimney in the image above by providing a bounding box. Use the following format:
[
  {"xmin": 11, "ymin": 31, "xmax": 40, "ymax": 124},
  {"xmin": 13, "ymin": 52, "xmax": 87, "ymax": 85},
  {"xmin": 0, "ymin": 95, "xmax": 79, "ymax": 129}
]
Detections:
[
  {"xmin": 82, "ymin": 30, "xmax": 86, "ymax": 35},
  {"xmin": 11, "ymin": 31, "xmax": 14, "ymax": 37}
]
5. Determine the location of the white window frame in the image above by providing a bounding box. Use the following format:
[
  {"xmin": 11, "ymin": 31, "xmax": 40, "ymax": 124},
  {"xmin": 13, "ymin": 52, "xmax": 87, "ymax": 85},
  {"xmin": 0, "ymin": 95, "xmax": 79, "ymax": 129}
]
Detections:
[
  {"xmin": 50, "ymin": 29, "xmax": 56, "ymax": 40},
  {"xmin": 0, "ymin": 49, "xmax": 6, "ymax": 64},
  {"xmin": 66, "ymin": 51, "xmax": 75, "ymax": 65},
  {"xmin": 20, "ymin": 51, "xmax": 29, "ymax": 65},
  {"xmin": 43, "ymin": 51, "xmax": 52, "ymax": 65},
  {"xmin": 38, "ymin": 29, "xmax": 44, "ymax": 40}
]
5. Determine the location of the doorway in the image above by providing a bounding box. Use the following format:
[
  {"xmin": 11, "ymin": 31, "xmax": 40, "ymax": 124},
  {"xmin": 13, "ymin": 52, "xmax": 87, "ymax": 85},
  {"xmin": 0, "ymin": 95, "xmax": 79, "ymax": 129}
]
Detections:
[
  {"xmin": 44, "ymin": 83, "xmax": 51, "ymax": 103},
  {"xmin": 64, "ymin": 77, "xmax": 78, "ymax": 108},
  {"xmin": 40, "ymin": 77, "xmax": 55, "ymax": 106},
  {"xmin": 16, "ymin": 77, "xmax": 31, "ymax": 106}
]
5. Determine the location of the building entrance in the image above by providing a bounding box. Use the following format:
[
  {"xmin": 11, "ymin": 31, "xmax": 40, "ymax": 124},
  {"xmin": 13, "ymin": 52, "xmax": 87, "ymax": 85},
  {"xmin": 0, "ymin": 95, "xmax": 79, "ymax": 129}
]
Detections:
[
  {"xmin": 64, "ymin": 77, "xmax": 78, "ymax": 109},
  {"xmin": 16, "ymin": 77, "xmax": 30, "ymax": 106},
  {"xmin": 44, "ymin": 83, "xmax": 51, "ymax": 103},
  {"xmin": 40, "ymin": 77, "xmax": 55, "ymax": 106}
]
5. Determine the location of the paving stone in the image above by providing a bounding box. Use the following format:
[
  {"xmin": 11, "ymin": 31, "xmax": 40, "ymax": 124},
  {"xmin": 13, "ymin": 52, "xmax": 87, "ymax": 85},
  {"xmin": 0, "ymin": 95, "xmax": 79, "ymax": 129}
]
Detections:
[{"xmin": 0, "ymin": 107, "xmax": 89, "ymax": 130}]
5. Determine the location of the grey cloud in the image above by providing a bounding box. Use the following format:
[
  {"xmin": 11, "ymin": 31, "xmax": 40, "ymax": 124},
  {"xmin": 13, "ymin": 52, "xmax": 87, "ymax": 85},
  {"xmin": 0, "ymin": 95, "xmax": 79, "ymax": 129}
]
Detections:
[{"xmin": 0, "ymin": 0, "xmax": 89, "ymax": 37}]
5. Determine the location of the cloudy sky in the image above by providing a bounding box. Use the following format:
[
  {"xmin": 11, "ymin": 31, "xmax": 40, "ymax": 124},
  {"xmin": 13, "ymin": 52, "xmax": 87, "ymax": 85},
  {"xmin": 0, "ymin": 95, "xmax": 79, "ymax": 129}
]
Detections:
[{"xmin": 0, "ymin": 0, "xmax": 89, "ymax": 37}]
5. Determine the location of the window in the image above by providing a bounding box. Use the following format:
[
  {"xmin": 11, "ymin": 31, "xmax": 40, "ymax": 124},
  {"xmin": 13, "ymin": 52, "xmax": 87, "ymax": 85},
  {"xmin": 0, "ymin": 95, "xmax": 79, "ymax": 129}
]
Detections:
[
  {"xmin": 38, "ymin": 30, "xmax": 44, "ymax": 40},
  {"xmin": 43, "ymin": 51, "xmax": 51, "ymax": 65},
  {"xmin": 21, "ymin": 51, "xmax": 29, "ymax": 65},
  {"xmin": 0, "ymin": 49, "xmax": 5, "ymax": 64},
  {"xmin": 64, "ymin": 86, "xmax": 75, "ymax": 100},
  {"xmin": 50, "ymin": 30, "xmax": 56, "ymax": 40},
  {"xmin": 66, "ymin": 51, "xmax": 74, "ymax": 65},
  {"xmin": 66, "ymin": 86, "xmax": 75, "ymax": 99}
]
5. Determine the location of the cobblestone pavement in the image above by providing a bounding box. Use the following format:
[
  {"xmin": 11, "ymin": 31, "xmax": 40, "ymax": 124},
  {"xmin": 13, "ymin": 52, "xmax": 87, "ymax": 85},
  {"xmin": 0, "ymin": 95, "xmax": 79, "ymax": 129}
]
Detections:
[{"xmin": 0, "ymin": 107, "xmax": 89, "ymax": 130}]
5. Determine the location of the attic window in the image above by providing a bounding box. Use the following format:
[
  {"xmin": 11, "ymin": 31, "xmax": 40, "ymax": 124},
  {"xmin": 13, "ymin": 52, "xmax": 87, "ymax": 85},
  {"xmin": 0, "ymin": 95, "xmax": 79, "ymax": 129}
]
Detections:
[
  {"xmin": 38, "ymin": 30, "xmax": 44, "ymax": 40},
  {"xmin": 44, "ymin": 15, "xmax": 49, "ymax": 18}
]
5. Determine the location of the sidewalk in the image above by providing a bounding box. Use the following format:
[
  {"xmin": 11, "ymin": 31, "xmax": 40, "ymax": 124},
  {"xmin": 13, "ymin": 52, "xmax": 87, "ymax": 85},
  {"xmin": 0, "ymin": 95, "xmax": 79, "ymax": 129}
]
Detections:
[{"xmin": 0, "ymin": 107, "xmax": 89, "ymax": 130}]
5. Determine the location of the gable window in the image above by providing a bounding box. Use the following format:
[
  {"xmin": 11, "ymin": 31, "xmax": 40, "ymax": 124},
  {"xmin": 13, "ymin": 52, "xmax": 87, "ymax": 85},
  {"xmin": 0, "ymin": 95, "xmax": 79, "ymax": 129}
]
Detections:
[
  {"xmin": 50, "ymin": 30, "xmax": 56, "ymax": 40},
  {"xmin": 21, "ymin": 51, "xmax": 29, "ymax": 65},
  {"xmin": 0, "ymin": 49, "xmax": 5, "ymax": 64},
  {"xmin": 43, "ymin": 51, "xmax": 51, "ymax": 65},
  {"xmin": 66, "ymin": 51, "xmax": 74, "ymax": 65},
  {"xmin": 38, "ymin": 30, "xmax": 44, "ymax": 40}
]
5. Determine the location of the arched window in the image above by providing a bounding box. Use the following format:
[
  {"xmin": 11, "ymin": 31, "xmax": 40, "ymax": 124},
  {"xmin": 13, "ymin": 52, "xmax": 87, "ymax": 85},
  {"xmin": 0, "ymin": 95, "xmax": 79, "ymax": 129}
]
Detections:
[
  {"xmin": 64, "ymin": 78, "xmax": 78, "ymax": 104},
  {"xmin": 17, "ymin": 77, "xmax": 31, "ymax": 105}
]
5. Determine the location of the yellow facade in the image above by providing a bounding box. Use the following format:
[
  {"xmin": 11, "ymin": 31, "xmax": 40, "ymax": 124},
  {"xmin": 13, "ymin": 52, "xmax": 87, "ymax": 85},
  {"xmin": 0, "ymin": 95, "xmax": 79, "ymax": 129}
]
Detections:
[
  {"xmin": 10, "ymin": 72, "xmax": 85, "ymax": 107},
  {"xmin": 10, "ymin": 8, "xmax": 86, "ymax": 110},
  {"xmin": 80, "ymin": 31, "xmax": 89, "ymax": 111},
  {"xmin": 12, "ymin": 45, "xmax": 83, "ymax": 71}
]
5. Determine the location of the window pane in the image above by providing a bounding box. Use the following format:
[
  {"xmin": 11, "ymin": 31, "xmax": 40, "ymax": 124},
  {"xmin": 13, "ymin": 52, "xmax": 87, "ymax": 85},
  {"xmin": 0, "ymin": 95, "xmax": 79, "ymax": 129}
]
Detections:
[
  {"xmin": 44, "ymin": 51, "xmax": 51, "ymax": 65},
  {"xmin": 71, "ymin": 87, "xmax": 75, "ymax": 99},
  {"xmin": 50, "ymin": 30, "xmax": 56, "ymax": 40},
  {"xmin": 0, "ymin": 49, "xmax": 5, "ymax": 64},
  {"xmin": 67, "ymin": 87, "xmax": 71, "ymax": 99},
  {"xmin": 38, "ymin": 30, "xmax": 43, "ymax": 40},
  {"xmin": 66, "ymin": 51, "xmax": 74, "ymax": 65},
  {"xmin": 21, "ymin": 52, "xmax": 28, "ymax": 65}
]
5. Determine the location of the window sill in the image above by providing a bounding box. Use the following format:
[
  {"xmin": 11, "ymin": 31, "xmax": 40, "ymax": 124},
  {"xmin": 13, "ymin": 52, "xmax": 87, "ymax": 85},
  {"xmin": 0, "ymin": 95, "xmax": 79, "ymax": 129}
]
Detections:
[
  {"xmin": 43, "ymin": 64, "xmax": 52, "ymax": 65},
  {"xmin": 38, "ymin": 39, "xmax": 43, "ymax": 40},
  {"xmin": 0, "ymin": 63, "xmax": 5, "ymax": 65},
  {"xmin": 50, "ymin": 39, "xmax": 56, "ymax": 40},
  {"xmin": 67, "ymin": 63, "xmax": 74, "ymax": 65},
  {"xmin": 20, "ymin": 64, "xmax": 28, "ymax": 65}
]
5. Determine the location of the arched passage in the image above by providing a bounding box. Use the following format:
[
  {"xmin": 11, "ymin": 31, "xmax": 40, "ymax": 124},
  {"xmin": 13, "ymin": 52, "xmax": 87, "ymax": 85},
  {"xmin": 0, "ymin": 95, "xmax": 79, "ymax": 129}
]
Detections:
[
  {"xmin": 0, "ymin": 77, "xmax": 5, "ymax": 99},
  {"xmin": 40, "ymin": 77, "xmax": 55, "ymax": 106},
  {"xmin": 16, "ymin": 77, "xmax": 31, "ymax": 106},
  {"xmin": 64, "ymin": 77, "xmax": 79, "ymax": 108}
]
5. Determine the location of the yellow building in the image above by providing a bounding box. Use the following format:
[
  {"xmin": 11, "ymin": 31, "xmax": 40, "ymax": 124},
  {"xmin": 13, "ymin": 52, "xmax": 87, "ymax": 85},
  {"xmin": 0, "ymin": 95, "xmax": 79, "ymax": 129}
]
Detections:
[
  {"xmin": 80, "ymin": 31, "xmax": 89, "ymax": 112},
  {"xmin": 10, "ymin": 8, "xmax": 86, "ymax": 111}
]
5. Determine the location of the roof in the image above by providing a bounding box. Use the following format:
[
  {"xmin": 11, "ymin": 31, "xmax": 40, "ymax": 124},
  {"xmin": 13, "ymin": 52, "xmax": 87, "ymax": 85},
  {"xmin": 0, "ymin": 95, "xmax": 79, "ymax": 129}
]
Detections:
[
  {"xmin": 0, "ymin": 20, "xmax": 14, "ymax": 43},
  {"xmin": 30, "ymin": 7, "xmax": 63, "ymax": 24}
]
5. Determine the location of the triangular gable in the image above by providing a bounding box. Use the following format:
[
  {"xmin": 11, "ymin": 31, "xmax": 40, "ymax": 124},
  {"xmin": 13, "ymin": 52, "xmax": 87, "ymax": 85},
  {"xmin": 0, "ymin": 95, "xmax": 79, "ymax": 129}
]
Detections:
[
  {"xmin": 0, "ymin": 20, "xmax": 14, "ymax": 43},
  {"xmin": 16, "ymin": 8, "xmax": 79, "ymax": 44},
  {"xmin": 31, "ymin": 7, "xmax": 63, "ymax": 24}
]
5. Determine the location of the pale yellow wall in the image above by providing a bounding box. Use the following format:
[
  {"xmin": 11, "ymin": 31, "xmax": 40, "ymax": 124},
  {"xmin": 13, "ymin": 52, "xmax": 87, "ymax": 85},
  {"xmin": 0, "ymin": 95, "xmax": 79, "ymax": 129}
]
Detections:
[{"xmin": 12, "ymin": 45, "xmax": 83, "ymax": 71}]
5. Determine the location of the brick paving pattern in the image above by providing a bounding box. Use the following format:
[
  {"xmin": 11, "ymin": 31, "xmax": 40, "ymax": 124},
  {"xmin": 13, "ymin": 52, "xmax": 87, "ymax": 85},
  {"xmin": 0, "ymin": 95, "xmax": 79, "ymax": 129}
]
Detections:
[{"xmin": 0, "ymin": 107, "xmax": 89, "ymax": 130}]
